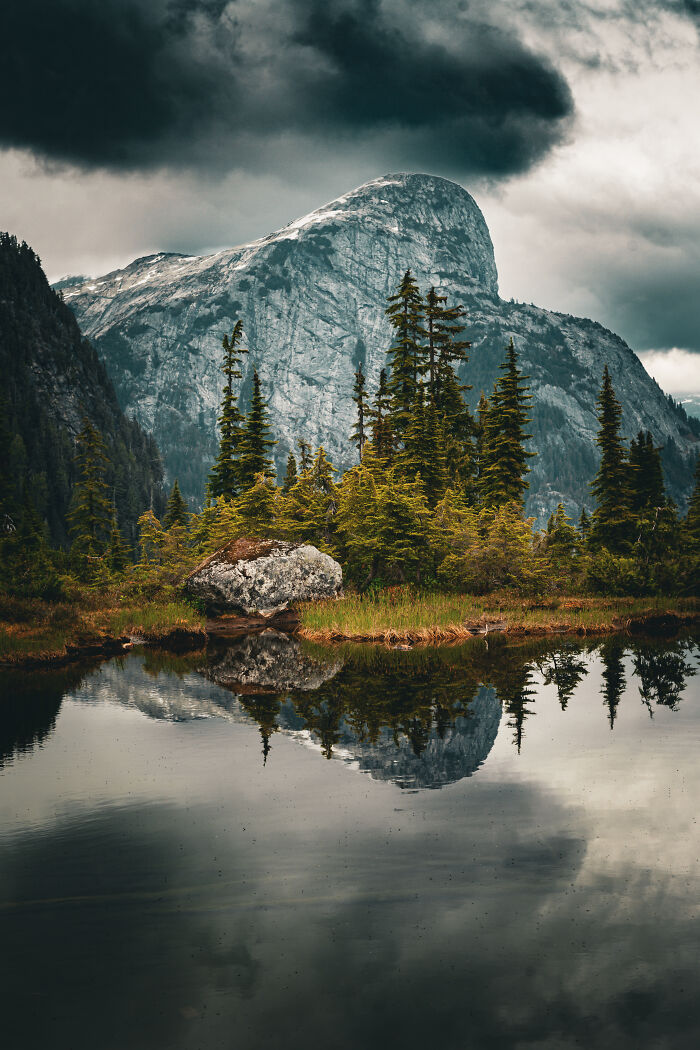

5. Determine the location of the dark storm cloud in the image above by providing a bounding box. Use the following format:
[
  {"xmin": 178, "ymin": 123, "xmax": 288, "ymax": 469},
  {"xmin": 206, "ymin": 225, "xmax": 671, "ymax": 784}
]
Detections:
[{"xmin": 0, "ymin": 0, "xmax": 573, "ymax": 175}]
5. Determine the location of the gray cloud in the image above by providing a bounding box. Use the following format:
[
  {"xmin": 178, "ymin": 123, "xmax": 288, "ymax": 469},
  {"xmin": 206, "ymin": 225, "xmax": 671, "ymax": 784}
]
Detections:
[{"xmin": 0, "ymin": 0, "xmax": 573, "ymax": 176}]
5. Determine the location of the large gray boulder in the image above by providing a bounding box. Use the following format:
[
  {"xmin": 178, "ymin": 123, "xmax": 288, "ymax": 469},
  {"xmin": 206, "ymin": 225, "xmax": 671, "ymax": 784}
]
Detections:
[{"xmin": 185, "ymin": 538, "xmax": 343, "ymax": 616}]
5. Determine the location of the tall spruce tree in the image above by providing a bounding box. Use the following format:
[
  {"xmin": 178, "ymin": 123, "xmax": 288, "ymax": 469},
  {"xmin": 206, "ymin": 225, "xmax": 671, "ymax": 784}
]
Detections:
[
  {"xmin": 163, "ymin": 478, "xmax": 189, "ymax": 529},
  {"xmin": 686, "ymin": 455, "xmax": 700, "ymax": 545},
  {"xmin": 68, "ymin": 419, "xmax": 112, "ymax": 555},
  {"xmin": 282, "ymin": 452, "xmax": 298, "ymax": 494},
  {"xmin": 368, "ymin": 367, "xmax": 393, "ymax": 463},
  {"xmin": 399, "ymin": 389, "xmax": 447, "ymax": 507},
  {"xmin": 297, "ymin": 439, "xmax": 313, "ymax": 474},
  {"xmin": 107, "ymin": 515, "xmax": 129, "ymax": 573},
  {"xmin": 209, "ymin": 322, "xmax": 248, "ymax": 499},
  {"xmin": 351, "ymin": 361, "xmax": 369, "ymax": 462},
  {"xmin": 590, "ymin": 366, "xmax": 632, "ymax": 552},
  {"xmin": 238, "ymin": 370, "xmax": 276, "ymax": 490},
  {"xmin": 424, "ymin": 286, "xmax": 470, "ymax": 407},
  {"xmin": 479, "ymin": 339, "xmax": 534, "ymax": 507},
  {"xmin": 385, "ymin": 270, "xmax": 426, "ymax": 442},
  {"xmin": 628, "ymin": 430, "xmax": 666, "ymax": 513}
]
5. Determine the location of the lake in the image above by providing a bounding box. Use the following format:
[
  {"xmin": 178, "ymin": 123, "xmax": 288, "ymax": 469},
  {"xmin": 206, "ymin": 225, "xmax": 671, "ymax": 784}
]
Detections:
[{"xmin": 1, "ymin": 631, "xmax": 699, "ymax": 1050}]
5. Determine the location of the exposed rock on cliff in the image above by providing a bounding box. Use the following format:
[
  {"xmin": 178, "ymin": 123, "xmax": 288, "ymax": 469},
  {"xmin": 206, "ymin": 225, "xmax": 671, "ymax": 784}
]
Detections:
[{"xmin": 65, "ymin": 173, "xmax": 699, "ymax": 519}]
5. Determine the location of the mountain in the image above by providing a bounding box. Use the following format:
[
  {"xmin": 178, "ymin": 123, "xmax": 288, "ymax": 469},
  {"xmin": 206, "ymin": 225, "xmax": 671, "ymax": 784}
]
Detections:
[
  {"xmin": 0, "ymin": 233, "xmax": 165, "ymax": 546},
  {"xmin": 64, "ymin": 174, "xmax": 699, "ymax": 518}
]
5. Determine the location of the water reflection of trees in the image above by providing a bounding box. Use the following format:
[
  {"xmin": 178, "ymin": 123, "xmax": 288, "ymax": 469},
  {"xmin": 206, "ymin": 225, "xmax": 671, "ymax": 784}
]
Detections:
[
  {"xmin": 233, "ymin": 633, "xmax": 699, "ymax": 764},
  {"xmin": 631, "ymin": 637, "xmax": 697, "ymax": 715},
  {"xmin": 236, "ymin": 641, "xmax": 566, "ymax": 763},
  {"xmin": 600, "ymin": 637, "xmax": 627, "ymax": 728},
  {"xmin": 0, "ymin": 663, "xmax": 96, "ymax": 769}
]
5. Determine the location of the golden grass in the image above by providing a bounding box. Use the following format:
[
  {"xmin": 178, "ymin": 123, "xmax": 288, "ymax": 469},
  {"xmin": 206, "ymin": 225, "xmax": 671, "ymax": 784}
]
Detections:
[
  {"xmin": 106, "ymin": 601, "xmax": 205, "ymax": 640},
  {"xmin": 0, "ymin": 599, "xmax": 206, "ymax": 666},
  {"xmin": 298, "ymin": 590, "xmax": 699, "ymax": 644}
]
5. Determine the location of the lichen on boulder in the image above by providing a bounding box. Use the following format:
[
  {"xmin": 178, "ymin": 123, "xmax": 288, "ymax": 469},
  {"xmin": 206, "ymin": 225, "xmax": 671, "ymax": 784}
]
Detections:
[{"xmin": 185, "ymin": 537, "xmax": 343, "ymax": 616}]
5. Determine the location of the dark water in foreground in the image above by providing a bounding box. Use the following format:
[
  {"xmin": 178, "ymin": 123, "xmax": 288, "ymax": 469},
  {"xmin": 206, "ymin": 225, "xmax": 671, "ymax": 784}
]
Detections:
[{"xmin": 1, "ymin": 632, "xmax": 700, "ymax": 1050}]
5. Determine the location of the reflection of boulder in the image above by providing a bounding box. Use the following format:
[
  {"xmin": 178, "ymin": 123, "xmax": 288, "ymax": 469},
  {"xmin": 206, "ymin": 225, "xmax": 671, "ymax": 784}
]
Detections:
[
  {"xmin": 205, "ymin": 630, "xmax": 344, "ymax": 694},
  {"xmin": 278, "ymin": 686, "xmax": 502, "ymax": 790},
  {"xmin": 185, "ymin": 537, "xmax": 343, "ymax": 615}
]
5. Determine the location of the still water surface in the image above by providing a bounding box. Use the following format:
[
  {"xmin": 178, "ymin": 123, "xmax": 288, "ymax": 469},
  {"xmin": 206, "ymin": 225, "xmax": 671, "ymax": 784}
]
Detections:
[{"xmin": 1, "ymin": 632, "xmax": 699, "ymax": 1050}]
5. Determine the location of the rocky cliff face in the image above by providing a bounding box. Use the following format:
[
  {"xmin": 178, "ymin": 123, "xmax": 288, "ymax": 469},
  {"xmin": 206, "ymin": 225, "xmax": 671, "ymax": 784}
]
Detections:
[{"xmin": 65, "ymin": 174, "xmax": 699, "ymax": 519}]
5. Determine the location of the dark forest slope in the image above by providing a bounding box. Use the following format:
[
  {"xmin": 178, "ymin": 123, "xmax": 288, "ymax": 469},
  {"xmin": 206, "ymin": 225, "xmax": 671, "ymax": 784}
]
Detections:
[{"xmin": 0, "ymin": 233, "xmax": 164, "ymax": 547}]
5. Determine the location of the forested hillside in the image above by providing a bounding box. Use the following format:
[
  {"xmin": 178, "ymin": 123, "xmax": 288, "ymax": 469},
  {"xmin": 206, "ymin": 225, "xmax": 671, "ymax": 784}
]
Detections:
[{"xmin": 0, "ymin": 233, "xmax": 165, "ymax": 549}]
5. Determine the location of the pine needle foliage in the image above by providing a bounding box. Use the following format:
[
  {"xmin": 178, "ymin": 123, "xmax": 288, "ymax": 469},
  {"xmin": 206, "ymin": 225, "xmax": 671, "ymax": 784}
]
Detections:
[
  {"xmin": 590, "ymin": 366, "xmax": 633, "ymax": 552},
  {"xmin": 351, "ymin": 361, "xmax": 369, "ymax": 462},
  {"xmin": 368, "ymin": 367, "xmax": 394, "ymax": 464},
  {"xmin": 163, "ymin": 479, "xmax": 189, "ymax": 529},
  {"xmin": 238, "ymin": 370, "xmax": 276, "ymax": 490},
  {"xmin": 282, "ymin": 452, "xmax": 298, "ymax": 494},
  {"xmin": 479, "ymin": 339, "xmax": 534, "ymax": 507},
  {"xmin": 68, "ymin": 418, "xmax": 112, "ymax": 556},
  {"xmin": 385, "ymin": 269, "xmax": 426, "ymax": 441},
  {"xmin": 209, "ymin": 321, "xmax": 248, "ymax": 500}
]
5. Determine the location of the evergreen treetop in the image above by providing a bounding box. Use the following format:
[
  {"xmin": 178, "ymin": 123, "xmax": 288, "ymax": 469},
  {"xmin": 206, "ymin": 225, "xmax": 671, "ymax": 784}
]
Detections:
[
  {"xmin": 368, "ymin": 367, "xmax": 394, "ymax": 464},
  {"xmin": 163, "ymin": 478, "xmax": 189, "ymax": 529},
  {"xmin": 68, "ymin": 418, "xmax": 112, "ymax": 555},
  {"xmin": 590, "ymin": 365, "xmax": 632, "ymax": 552},
  {"xmin": 282, "ymin": 452, "xmax": 298, "ymax": 494},
  {"xmin": 479, "ymin": 339, "xmax": 534, "ymax": 507},
  {"xmin": 385, "ymin": 270, "xmax": 426, "ymax": 440},
  {"xmin": 209, "ymin": 322, "xmax": 248, "ymax": 500},
  {"xmin": 351, "ymin": 361, "xmax": 369, "ymax": 463},
  {"xmin": 238, "ymin": 370, "xmax": 277, "ymax": 490}
]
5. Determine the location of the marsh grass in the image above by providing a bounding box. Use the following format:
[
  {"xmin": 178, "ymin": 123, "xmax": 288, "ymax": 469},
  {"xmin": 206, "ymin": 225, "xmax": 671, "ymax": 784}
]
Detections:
[
  {"xmin": 299, "ymin": 589, "xmax": 699, "ymax": 643},
  {"xmin": 107, "ymin": 601, "xmax": 205, "ymax": 640},
  {"xmin": 0, "ymin": 597, "xmax": 205, "ymax": 665}
]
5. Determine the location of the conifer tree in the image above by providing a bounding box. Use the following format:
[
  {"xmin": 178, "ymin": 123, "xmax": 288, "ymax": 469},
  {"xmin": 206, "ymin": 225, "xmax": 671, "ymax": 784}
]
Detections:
[
  {"xmin": 368, "ymin": 367, "xmax": 393, "ymax": 463},
  {"xmin": 297, "ymin": 439, "xmax": 313, "ymax": 474},
  {"xmin": 68, "ymin": 418, "xmax": 111, "ymax": 555},
  {"xmin": 578, "ymin": 507, "xmax": 591, "ymax": 543},
  {"xmin": 399, "ymin": 389, "xmax": 447, "ymax": 507},
  {"xmin": 686, "ymin": 455, "xmax": 700, "ymax": 545},
  {"xmin": 238, "ymin": 370, "xmax": 276, "ymax": 491},
  {"xmin": 209, "ymin": 322, "xmax": 248, "ymax": 500},
  {"xmin": 351, "ymin": 361, "xmax": 369, "ymax": 462},
  {"xmin": 628, "ymin": 430, "xmax": 666, "ymax": 513},
  {"xmin": 479, "ymin": 339, "xmax": 534, "ymax": 507},
  {"xmin": 277, "ymin": 446, "xmax": 338, "ymax": 551},
  {"xmin": 424, "ymin": 286, "xmax": 471, "ymax": 407},
  {"xmin": 236, "ymin": 473, "xmax": 277, "ymax": 536},
  {"xmin": 282, "ymin": 452, "xmax": 298, "ymax": 494},
  {"xmin": 544, "ymin": 503, "xmax": 579, "ymax": 577},
  {"xmin": 107, "ymin": 515, "xmax": 129, "ymax": 573},
  {"xmin": 385, "ymin": 270, "xmax": 426, "ymax": 441},
  {"xmin": 163, "ymin": 478, "xmax": 189, "ymax": 529},
  {"xmin": 590, "ymin": 366, "xmax": 632, "ymax": 552},
  {"xmin": 474, "ymin": 393, "xmax": 491, "ymax": 502}
]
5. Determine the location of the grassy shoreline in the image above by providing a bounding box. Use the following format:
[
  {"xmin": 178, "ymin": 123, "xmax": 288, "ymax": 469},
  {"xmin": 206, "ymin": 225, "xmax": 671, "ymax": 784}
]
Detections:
[
  {"xmin": 298, "ymin": 592, "xmax": 700, "ymax": 644},
  {"xmin": 0, "ymin": 598, "xmax": 206, "ymax": 667},
  {"xmin": 1, "ymin": 591, "xmax": 697, "ymax": 667}
]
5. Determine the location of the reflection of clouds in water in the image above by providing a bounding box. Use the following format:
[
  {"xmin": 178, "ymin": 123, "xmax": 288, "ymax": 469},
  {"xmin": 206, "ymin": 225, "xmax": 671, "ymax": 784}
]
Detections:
[{"xmin": 2, "ymin": 777, "xmax": 700, "ymax": 1050}]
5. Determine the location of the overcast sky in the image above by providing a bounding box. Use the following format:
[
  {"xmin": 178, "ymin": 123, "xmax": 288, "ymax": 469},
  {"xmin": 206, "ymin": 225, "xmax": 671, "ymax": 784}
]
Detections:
[{"xmin": 2, "ymin": 0, "xmax": 699, "ymax": 393}]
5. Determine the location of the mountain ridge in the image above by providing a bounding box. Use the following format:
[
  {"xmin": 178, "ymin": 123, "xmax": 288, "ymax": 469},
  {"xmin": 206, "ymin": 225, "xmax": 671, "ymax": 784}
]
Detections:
[{"xmin": 64, "ymin": 173, "xmax": 699, "ymax": 519}]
